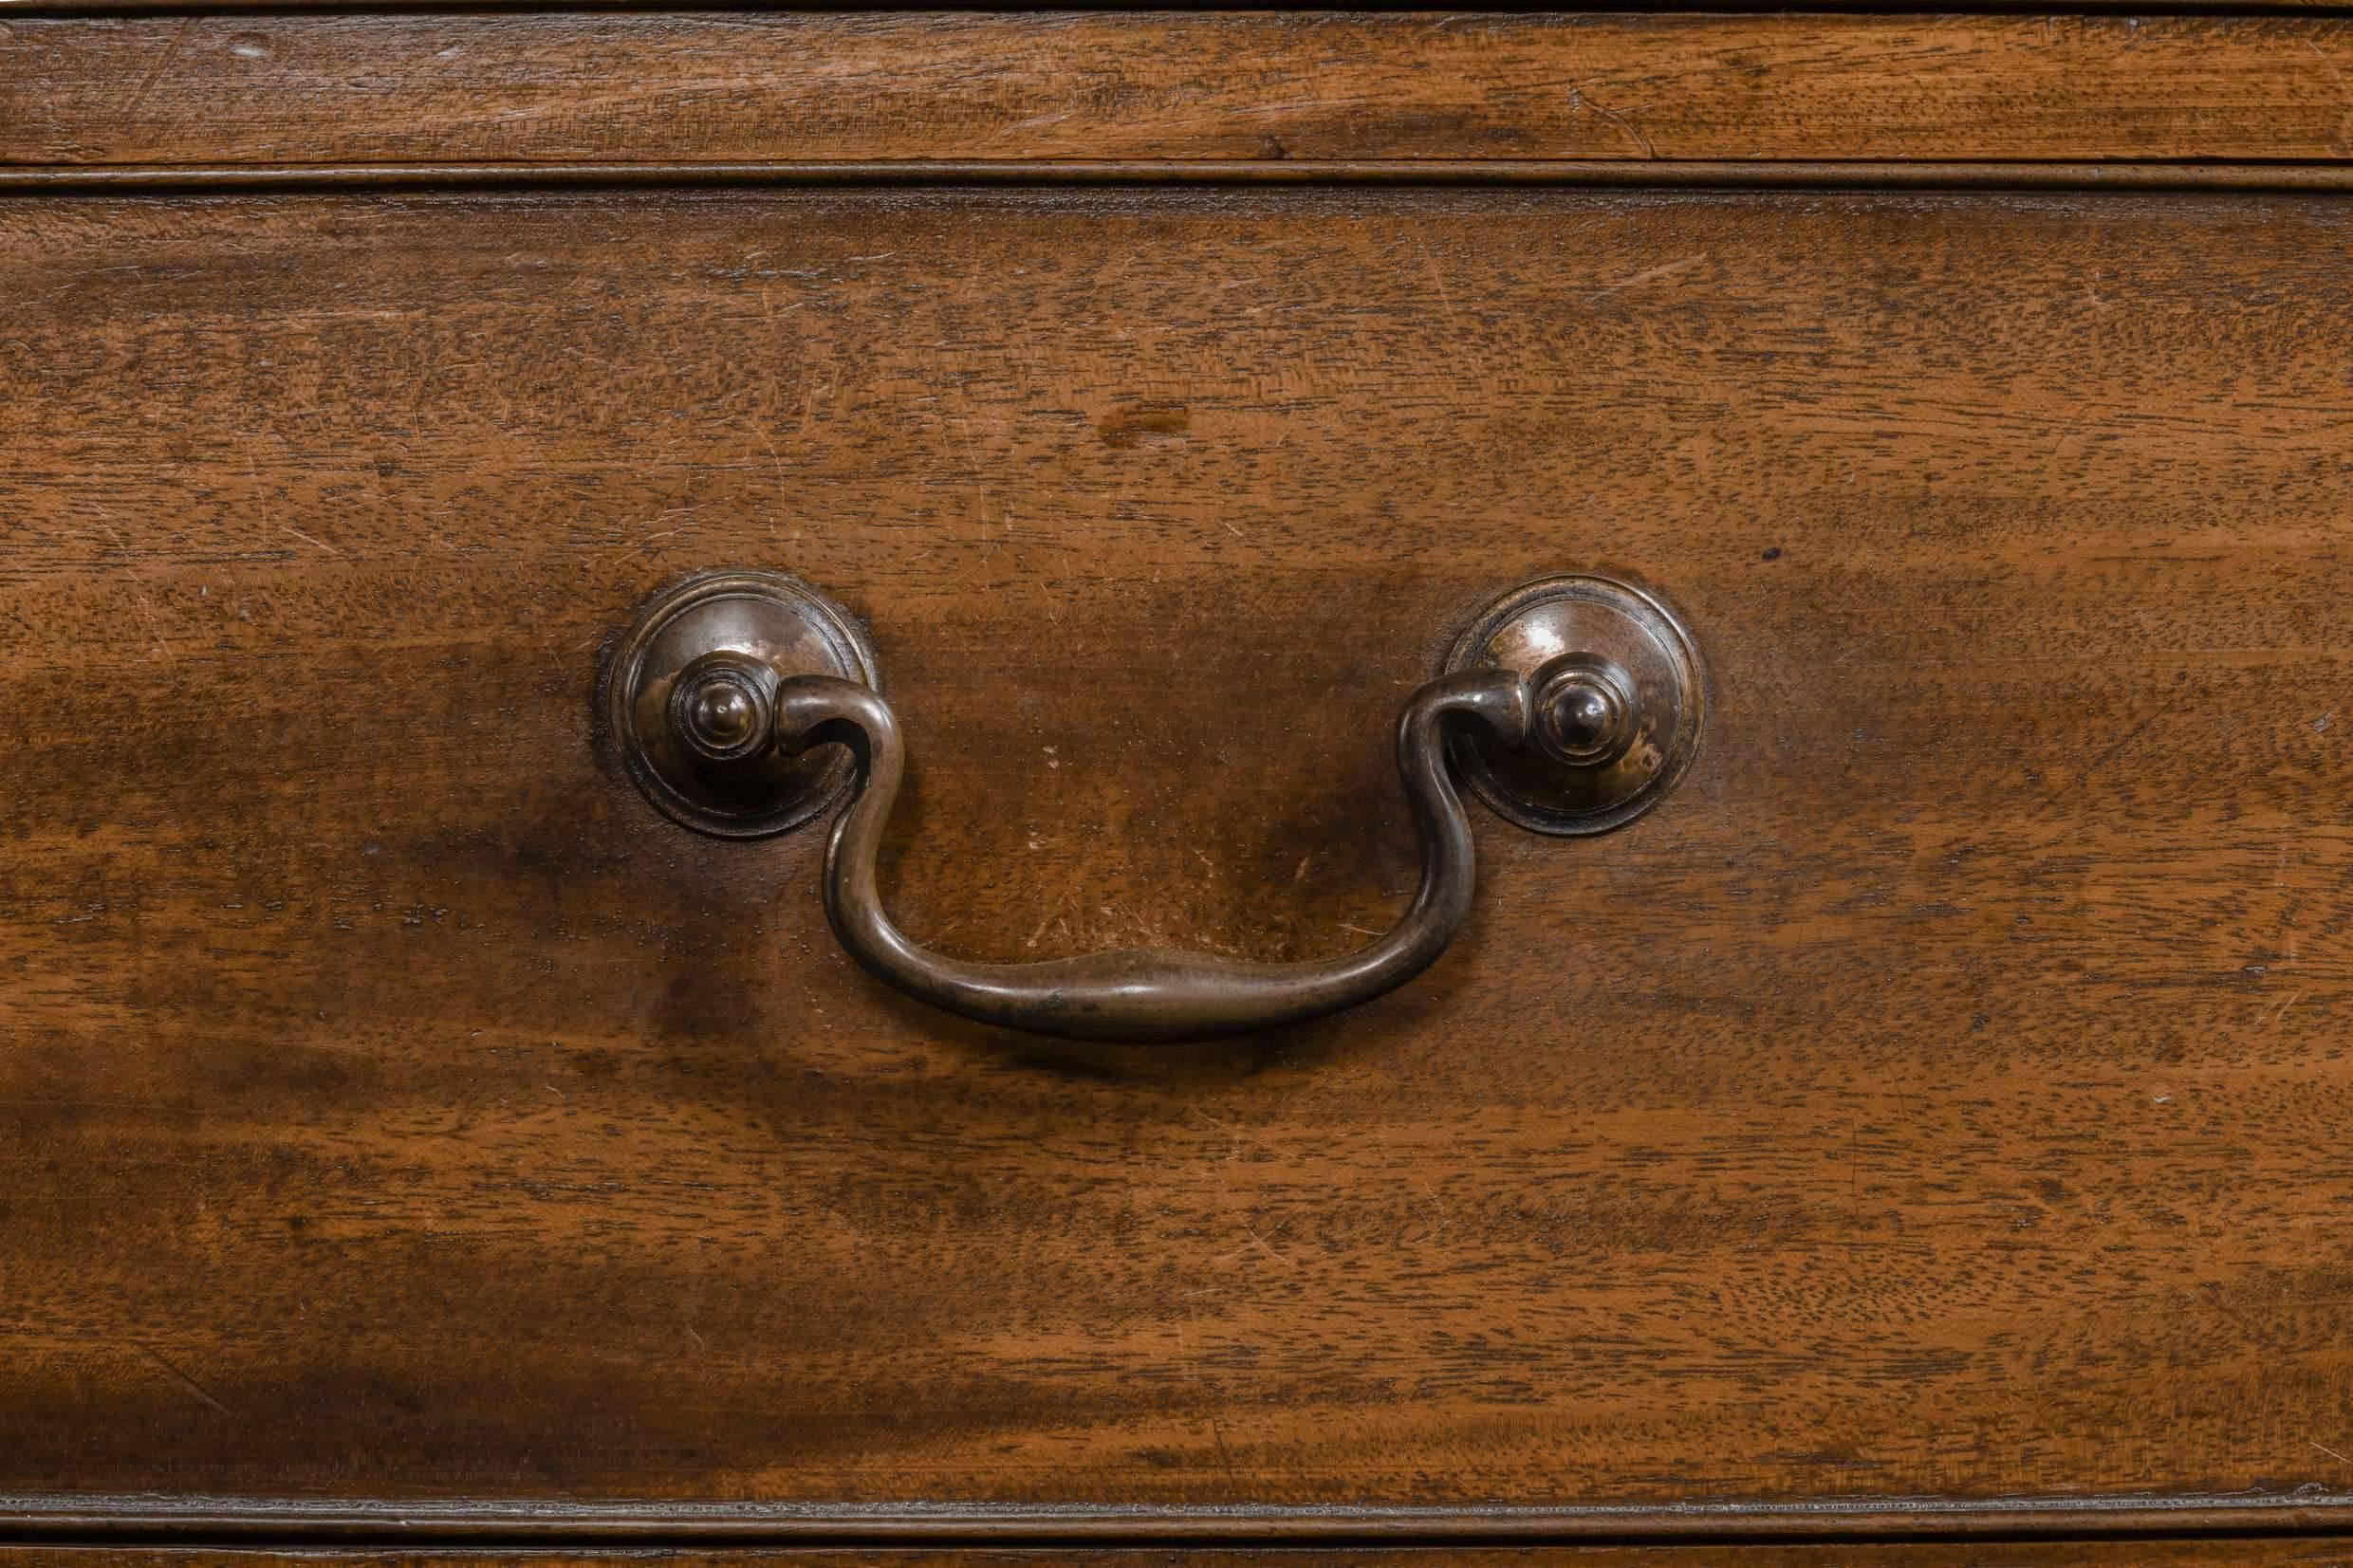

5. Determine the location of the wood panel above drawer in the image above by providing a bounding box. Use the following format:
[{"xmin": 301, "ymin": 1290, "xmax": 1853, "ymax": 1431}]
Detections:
[{"xmin": 6, "ymin": 13, "xmax": 2353, "ymax": 174}]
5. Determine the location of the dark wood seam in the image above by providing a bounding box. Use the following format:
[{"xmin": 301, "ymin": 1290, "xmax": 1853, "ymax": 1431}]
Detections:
[
  {"xmin": 8, "ymin": 2, "xmax": 2353, "ymax": 16},
  {"xmin": 8, "ymin": 1496, "xmax": 2353, "ymax": 1548},
  {"xmin": 6, "ymin": 160, "xmax": 2353, "ymax": 194}
]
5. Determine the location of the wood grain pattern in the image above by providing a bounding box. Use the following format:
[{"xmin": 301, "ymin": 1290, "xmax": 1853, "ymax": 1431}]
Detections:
[
  {"xmin": 2, "ymin": 187, "xmax": 2351, "ymax": 1512},
  {"xmin": 8, "ymin": 13, "xmax": 2353, "ymax": 171}
]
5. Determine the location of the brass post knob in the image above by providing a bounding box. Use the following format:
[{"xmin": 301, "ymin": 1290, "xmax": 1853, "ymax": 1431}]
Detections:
[{"xmin": 1444, "ymin": 574, "xmax": 1708, "ymax": 836}]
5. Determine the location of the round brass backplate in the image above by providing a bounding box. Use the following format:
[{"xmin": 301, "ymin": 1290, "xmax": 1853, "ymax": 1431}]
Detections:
[
  {"xmin": 1444, "ymin": 573, "xmax": 1707, "ymax": 836},
  {"xmin": 607, "ymin": 569, "xmax": 880, "ymax": 839}
]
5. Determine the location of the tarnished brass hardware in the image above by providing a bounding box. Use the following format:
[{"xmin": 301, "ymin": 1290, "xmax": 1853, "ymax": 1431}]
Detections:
[
  {"xmin": 1442, "ymin": 574, "xmax": 1707, "ymax": 836},
  {"xmin": 609, "ymin": 570, "xmax": 1703, "ymax": 1041},
  {"xmin": 772, "ymin": 668, "xmax": 1525, "ymax": 1042},
  {"xmin": 607, "ymin": 569, "xmax": 880, "ymax": 839}
]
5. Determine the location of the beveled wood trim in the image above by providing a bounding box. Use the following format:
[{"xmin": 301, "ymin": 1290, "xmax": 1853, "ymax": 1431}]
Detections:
[
  {"xmin": 6, "ymin": 157, "xmax": 2353, "ymax": 193},
  {"xmin": 9, "ymin": 2, "xmax": 2353, "ymax": 14},
  {"xmin": 6, "ymin": 1495, "xmax": 2353, "ymax": 1546},
  {"xmin": 8, "ymin": 13, "xmax": 2353, "ymax": 172},
  {"xmin": 0, "ymin": 1548, "xmax": 2348, "ymax": 1568}
]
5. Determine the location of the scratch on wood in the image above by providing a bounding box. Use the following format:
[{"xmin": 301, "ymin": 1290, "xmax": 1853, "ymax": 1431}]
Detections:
[
  {"xmin": 122, "ymin": 17, "xmax": 195, "ymax": 126},
  {"xmin": 1568, "ymin": 80, "xmax": 1658, "ymax": 158},
  {"xmin": 1587, "ymin": 254, "xmax": 1704, "ymax": 303},
  {"xmin": 137, "ymin": 1344, "xmax": 232, "ymax": 1416}
]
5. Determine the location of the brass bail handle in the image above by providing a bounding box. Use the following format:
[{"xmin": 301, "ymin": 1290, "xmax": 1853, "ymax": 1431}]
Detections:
[{"xmin": 609, "ymin": 571, "xmax": 1706, "ymax": 1042}]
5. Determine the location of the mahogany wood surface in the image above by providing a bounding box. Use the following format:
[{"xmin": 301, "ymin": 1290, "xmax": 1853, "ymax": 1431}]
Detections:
[
  {"xmin": 2, "ymin": 185, "xmax": 2349, "ymax": 1515},
  {"xmin": 9, "ymin": 13, "xmax": 2353, "ymax": 172}
]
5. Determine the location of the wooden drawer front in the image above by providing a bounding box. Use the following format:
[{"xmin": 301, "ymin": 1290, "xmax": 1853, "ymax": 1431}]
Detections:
[{"xmin": 1, "ymin": 186, "xmax": 2348, "ymax": 1527}]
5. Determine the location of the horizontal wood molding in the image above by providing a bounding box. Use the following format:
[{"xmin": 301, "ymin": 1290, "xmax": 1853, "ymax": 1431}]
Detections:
[
  {"xmin": 4, "ymin": 1548, "xmax": 2353, "ymax": 1568},
  {"xmin": 17, "ymin": 0, "xmax": 2353, "ymax": 12},
  {"xmin": 5, "ymin": 1494, "xmax": 2353, "ymax": 1544},
  {"xmin": 6, "ymin": 13, "xmax": 2353, "ymax": 172},
  {"xmin": 8, "ymin": 159, "xmax": 2353, "ymax": 193}
]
